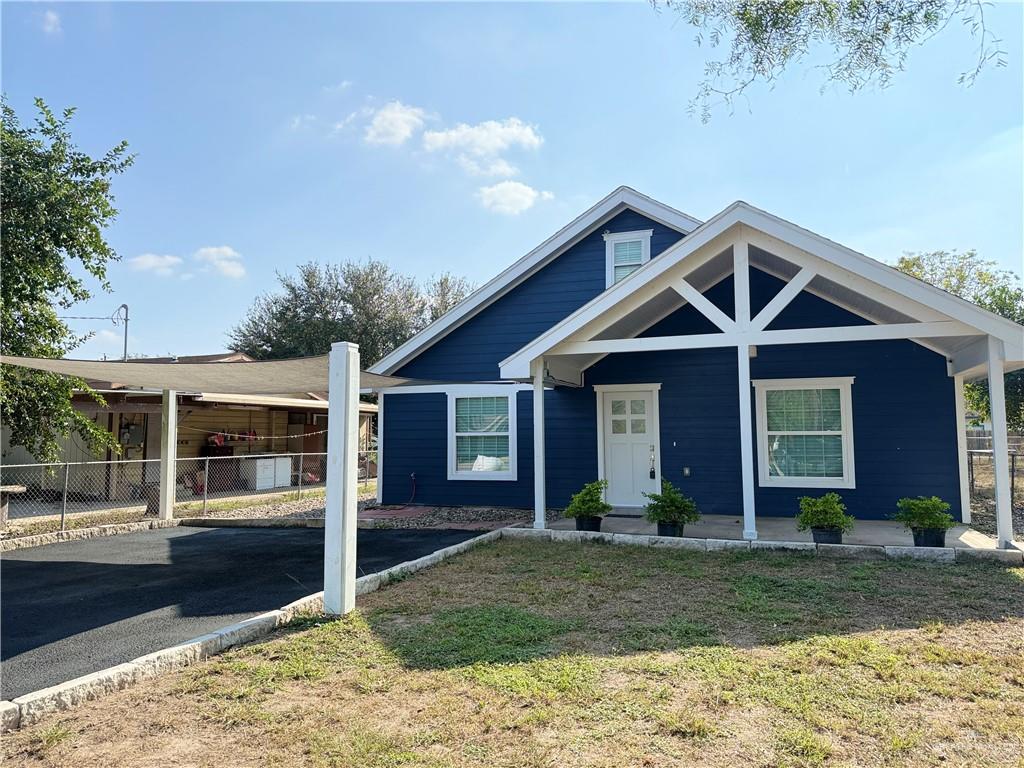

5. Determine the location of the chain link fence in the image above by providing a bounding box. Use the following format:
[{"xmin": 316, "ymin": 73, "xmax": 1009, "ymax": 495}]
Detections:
[{"xmin": 0, "ymin": 451, "xmax": 377, "ymax": 530}]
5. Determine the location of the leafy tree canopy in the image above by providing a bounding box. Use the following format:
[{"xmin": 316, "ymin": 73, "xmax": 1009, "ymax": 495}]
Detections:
[
  {"xmin": 655, "ymin": 1, "xmax": 1006, "ymax": 120},
  {"xmin": 1, "ymin": 99, "xmax": 134, "ymax": 462},
  {"xmin": 896, "ymin": 249, "xmax": 1023, "ymax": 429},
  {"xmin": 227, "ymin": 260, "xmax": 473, "ymax": 367}
]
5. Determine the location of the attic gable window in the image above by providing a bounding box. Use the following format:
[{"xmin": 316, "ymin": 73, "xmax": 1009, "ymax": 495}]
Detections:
[{"xmin": 604, "ymin": 229, "xmax": 653, "ymax": 287}]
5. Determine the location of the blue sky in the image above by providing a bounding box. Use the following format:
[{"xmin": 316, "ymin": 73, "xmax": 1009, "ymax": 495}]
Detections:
[{"xmin": 3, "ymin": 1, "xmax": 1022, "ymax": 359}]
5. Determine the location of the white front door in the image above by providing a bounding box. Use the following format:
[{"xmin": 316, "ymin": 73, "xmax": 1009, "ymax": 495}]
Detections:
[{"xmin": 602, "ymin": 389, "xmax": 659, "ymax": 507}]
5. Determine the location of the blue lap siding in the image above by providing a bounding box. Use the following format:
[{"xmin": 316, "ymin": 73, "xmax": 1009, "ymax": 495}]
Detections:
[
  {"xmin": 394, "ymin": 209, "xmax": 686, "ymax": 382},
  {"xmin": 383, "ymin": 259, "xmax": 962, "ymax": 521}
]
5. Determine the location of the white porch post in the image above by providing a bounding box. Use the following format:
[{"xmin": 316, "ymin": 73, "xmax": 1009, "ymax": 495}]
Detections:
[
  {"xmin": 986, "ymin": 336, "xmax": 1014, "ymax": 548},
  {"xmin": 324, "ymin": 342, "xmax": 360, "ymax": 615},
  {"xmin": 158, "ymin": 389, "xmax": 177, "ymax": 520},
  {"xmin": 734, "ymin": 239, "xmax": 757, "ymax": 540},
  {"xmin": 953, "ymin": 373, "xmax": 972, "ymax": 525},
  {"xmin": 532, "ymin": 358, "xmax": 546, "ymax": 530},
  {"xmin": 737, "ymin": 347, "xmax": 757, "ymax": 540}
]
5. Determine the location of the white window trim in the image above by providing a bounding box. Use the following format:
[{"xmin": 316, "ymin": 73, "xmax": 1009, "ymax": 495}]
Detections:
[
  {"xmin": 604, "ymin": 229, "xmax": 653, "ymax": 288},
  {"xmin": 446, "ymin": 386, "xmax": 518, "ymax": 481},
  {"xmin": 752, "ymin": 376, "xmax": 856, "ymax": 489}
]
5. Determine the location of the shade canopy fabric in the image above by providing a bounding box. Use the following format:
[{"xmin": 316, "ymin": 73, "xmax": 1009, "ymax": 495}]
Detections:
[{"xmin": 0, "ymin": 355, "xmax": 420, "ymax": 394}]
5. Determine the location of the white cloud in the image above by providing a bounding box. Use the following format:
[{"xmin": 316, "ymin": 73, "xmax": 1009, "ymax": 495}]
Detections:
[
  {"xmin": 364, "ymin": 101, "xmax": 426, "ymax": 146},
  {"xmin": 289, "ymin": 113, "xmax": 317, "ymax": 131},
  {"xmin": 42, "ymin": 10, "xmax": 61, "ymax": 35},
  {"xmin": 477, "ymin": 181, "xmax": 553, "ymax": 215},
  {"xmin": 128, "ymin": 253, "xmax": 182, "ymax": 277},
  {"xmin": 195, "ymin": 246, "xmax": 245, "ymax": 278},
  {"xmin": 457, "ymin": 156, "xmax": 519, "ymax": 177},
  {"xmin": 424, "ymin": 118, "xmax": 542, "ymax": 157},
  {"xmin": 323, "ymin": 80, "xmax": 353, "ymax": 94},
  {"xmin": 424, "ymin": 118, "xmax": 542, "ymax": 178}
]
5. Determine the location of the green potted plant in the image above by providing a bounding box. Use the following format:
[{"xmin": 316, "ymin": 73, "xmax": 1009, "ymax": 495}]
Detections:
[
  {"xmin": 894, "ymin": 496, "xmax": 956, "ymax": 547},
  {"xmin": 564, "ymin": 479, "xmax": 612, "ymax": 532},
  {"xmin": 643, "ymin": 480, "xmax": 700, "ymax": 537},
  {"xmin": 795, "ymin": 492, "xmax": 854, "ymax": 544}
]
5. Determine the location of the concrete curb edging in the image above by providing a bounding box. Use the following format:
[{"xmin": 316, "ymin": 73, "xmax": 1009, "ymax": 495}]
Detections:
[
  {"xmin": 0, "ymin": 528, "xmax": 501, "ymax": 733},
  {"xmin": 0, "ymin": 519, "xmax": 181, "ymax": 553},
  {"xmin": 501, "ymin": 526, "xmax": 1024, "ymax": 565}
]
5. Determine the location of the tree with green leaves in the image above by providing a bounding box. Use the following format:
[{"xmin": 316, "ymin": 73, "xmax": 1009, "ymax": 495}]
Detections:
[
  {"xmin": 228, "ymin": 260, "xmax": 473, "ymax": 366},
  {"xmin": 895, "ymin": 249, "xmax": 1023, "ymax": 429},
  {"xmin": 655, "ymin": 1, "xmax": 1006, "ymax": 121},
  {"xmin": 1, "ymin": 99, "xmax": 134, "ymax": 462}
]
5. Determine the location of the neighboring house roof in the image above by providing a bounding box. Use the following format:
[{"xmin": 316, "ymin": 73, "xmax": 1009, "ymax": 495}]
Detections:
[
  {"xmin": 368, "ymin": 186, "xmax": 702, "ymax": 375},
  {"xmin": 499, "ymin": 199, "xmax": 1024, "ymax": 380}
]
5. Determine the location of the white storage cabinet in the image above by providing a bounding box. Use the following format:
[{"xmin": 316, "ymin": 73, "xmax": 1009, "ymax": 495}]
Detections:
[{"xmin": 240, "ymin": 456, "xmax": 292, "ymax": 490}]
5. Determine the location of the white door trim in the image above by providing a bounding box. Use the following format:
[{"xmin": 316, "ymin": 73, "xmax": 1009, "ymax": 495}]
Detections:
[{"xmin": 594, "ymin": 383, "xmax": 662, "ymax": 507}]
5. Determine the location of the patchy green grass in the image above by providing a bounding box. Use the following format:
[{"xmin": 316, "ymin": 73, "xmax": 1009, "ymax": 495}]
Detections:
[{"xmin": 4, "ymin": 539, "xmax": 1023, "ymax": 768}]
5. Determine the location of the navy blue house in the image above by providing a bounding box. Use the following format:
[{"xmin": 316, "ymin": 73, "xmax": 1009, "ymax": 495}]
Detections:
[{"xmin": 369, "ymin": 187, "xmax": 1024, "ymax": 543}]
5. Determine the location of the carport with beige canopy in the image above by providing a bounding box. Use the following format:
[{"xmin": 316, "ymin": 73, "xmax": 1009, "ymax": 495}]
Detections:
[{"xmin": 2, "ymin": 343, "xmax": 413, "ymax": 615}]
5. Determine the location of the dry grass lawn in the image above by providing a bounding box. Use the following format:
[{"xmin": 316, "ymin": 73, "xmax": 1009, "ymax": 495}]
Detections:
[{"xmin": 4, "ymin": 539, "xmax": 1023, "ymax": 767}]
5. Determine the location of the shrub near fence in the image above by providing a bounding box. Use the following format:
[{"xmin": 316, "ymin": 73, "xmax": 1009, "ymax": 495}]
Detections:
[{"xmin": 0, "ymin": 451, "xmax": 377, "ymax": 529}]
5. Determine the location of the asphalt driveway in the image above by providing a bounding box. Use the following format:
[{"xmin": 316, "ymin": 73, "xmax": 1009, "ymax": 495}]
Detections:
[{"xmin": 0, "ymin": 526, "xmax": 479, "ymax": 699}]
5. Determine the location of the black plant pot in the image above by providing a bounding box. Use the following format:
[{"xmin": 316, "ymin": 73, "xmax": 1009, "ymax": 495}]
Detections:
[
  {"xmin": 656, "ymin": 522, "xmax": 683, "ymax": 537},
  {"xmin": 911, "ymin": 527, "xmax": 947, "ymax": 547},
  {"xmin": 575, "ymin": 516, "xmax": 602, "ymax": 532},
  {"xmin": 811, "ymin": 527, "xmax": 843, "ymax": 545}
]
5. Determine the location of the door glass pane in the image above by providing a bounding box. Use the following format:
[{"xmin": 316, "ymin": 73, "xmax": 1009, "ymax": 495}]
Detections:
[
  {"xmin": 611, "ymin": 419, "xmax": 626, "ymax": 434},
  {"xmin": 630, "ymin": 399, "xmax": 645, "ymax": 415},
  {"xmin": 611, "ymin": 399, "xmax": 626, "ymax": 415},
  {"xmin": 630, "ymin": 418, "xmax": 646, "ymax": 434}
]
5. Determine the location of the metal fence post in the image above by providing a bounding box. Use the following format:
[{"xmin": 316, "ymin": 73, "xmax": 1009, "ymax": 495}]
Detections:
[
  {"xmin": 60, "ymin": 462, "xmax": 70, "ymax": 532},
  {"xmin": 1012, "ymin": 452, "xmax": 1018, "ymax": 503},
  {"xmin": 968, "ymin": 451, "xmax": 975, "ymax": 496},
  {"xmin": 297, "ymin": 454, "xmax": 304, "ymax": 499},
  {"xmin": 202, "ymin": 456, "xmax": 210, "ymax": 515}
]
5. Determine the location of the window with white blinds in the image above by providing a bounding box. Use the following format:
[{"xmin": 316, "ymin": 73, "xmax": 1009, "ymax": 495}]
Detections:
[
  {"xmin": 447, "ymin": 389, "xmax": 518, "ymax": 480},
  {"xmin": 603, "ymin": 229, "xmax": 653, "ymax": 287},
  {"xmin": 753, "ymin": 377, "xmax": 856, "ymax": 489}
]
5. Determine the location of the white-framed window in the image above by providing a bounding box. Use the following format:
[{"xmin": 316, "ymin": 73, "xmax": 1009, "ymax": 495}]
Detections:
[
  {"xmin": 753, "ymin": 377, "xmax": 855, "ymax": 489},
  {"xmin": 604, "ymin": 229, "xmax": 653, "ymax": 287},
  {"xmin": 447, "ymin": 387, "xmax": 518, "ymax": 481}
]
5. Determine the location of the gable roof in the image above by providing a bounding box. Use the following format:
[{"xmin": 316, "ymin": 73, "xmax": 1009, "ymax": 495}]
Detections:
[
  {"xmin": 368, "ymin": 186, "xmax": 702, "ymax": 375},
  {"xmin": 499, "ymin": 200, "xmax": 1024, "ymax": 379}
]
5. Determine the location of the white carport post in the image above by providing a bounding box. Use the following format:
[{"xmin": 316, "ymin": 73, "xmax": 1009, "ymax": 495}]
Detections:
[
  {"xmin": 532, "ymin": 358, "xmax": 546, "ymax": 530},
  {"xmin": 158, "ymin": 389, "xmax": 177, "ymax": 520},
  {"xmin": 986, "ymin": 336, "xmax": 1014, "ymax": 549},
  {"xmin": 324, "ymin": 341, "xmax": 360, "ymax": 615}
]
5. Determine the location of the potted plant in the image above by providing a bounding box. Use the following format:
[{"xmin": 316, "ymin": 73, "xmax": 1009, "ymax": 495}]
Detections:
[
  {"xmin": 894, "ymin": 496, "xmax": 956, "ymax": 547},
  {"xmin": 643, "ymin": 480, "xmax": 700, "ymax": 537},
  {"xmin": 796, "ymin": 492, "xmax": 854, "ymax": 544},
  {"xmin": 564, "ymin": 479, "xmax": 612, "ymax": 532}
]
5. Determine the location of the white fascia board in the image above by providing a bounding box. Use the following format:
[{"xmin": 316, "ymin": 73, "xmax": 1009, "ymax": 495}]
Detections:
[
  {"xmin": 500, "ymin": 201, "xmax": 1024, "ymax": 378},
  {"xmin": 736, "ymin": 203, "xmax": 1024, "ymax": 343},
  {"xmin": 367, "ymin": 186, "xmax": 701, "ymax": 376}
]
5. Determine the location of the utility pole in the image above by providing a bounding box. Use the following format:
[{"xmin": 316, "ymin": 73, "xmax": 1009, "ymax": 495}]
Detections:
[{"xmin": 118, "ymin": 304, "xmax": 129, "ymax": 360}]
